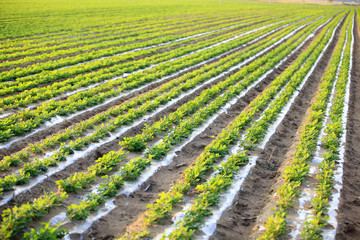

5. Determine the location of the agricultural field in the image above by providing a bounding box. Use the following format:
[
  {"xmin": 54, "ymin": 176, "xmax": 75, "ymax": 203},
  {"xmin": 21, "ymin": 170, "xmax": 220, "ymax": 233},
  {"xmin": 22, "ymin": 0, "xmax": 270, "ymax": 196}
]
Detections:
[{"xmin": 0, "ymin": 0, "xmax": 359, "ymax": 239}]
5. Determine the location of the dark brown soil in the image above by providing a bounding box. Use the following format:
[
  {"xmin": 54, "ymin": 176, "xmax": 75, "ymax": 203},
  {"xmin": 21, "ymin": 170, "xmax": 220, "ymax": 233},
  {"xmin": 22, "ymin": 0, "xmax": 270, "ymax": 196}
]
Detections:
[
  {"xmin": 73, "ymin": 24, "xmax": 318, "ymax": 240},
  {"xmin": 336, "ymin": 13, "xmax": 360, "ymax": 240},
  {"xmin": 0, "ymin": 22, "xmax": 283, "ymax": 160},
  {"xmin": 0, "ymin": 26, "xmax": 285, "ymax": 213},
  {"xmin": 208, "ymin": 13, "xmax": 344, "ymax": 240},
  {"xmin": 2, "ymin": 13, "xmax": 359, "ymax": 240}
]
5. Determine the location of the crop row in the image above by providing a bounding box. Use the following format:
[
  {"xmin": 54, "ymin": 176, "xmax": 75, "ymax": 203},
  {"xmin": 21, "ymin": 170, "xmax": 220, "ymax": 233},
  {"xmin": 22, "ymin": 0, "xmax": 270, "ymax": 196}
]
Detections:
[
  {"xmin": 0, "ymin": 12, "xmax": 332, "ymax": 239},
  {"xmin": 0, "ymin": 14, "xmax": 243, "ymax": 57},
  {"xmin": 259, "ymin": 12, "xmax": 350, "ymax": 240},
  {"xmin": 0, "ymin": 17, "xmax": 301, "ymax": 142},
  {"xmin": 0, "ymin": 16, "xmax": 273, "ymax": 97},
  {"xmin": 0, "ymin": 16, "xmax": 299, "ymax": 171},
  {"xmin": 0, "ymin": 191, "xmax": 67, "ymax": 239},
  {"xmin": 0, "ymin": 16, "xmax": 250, "ymax": 69},
  {"xmin": 302, "ymin": 15, "xmax": 352, "ymax": 239},
  {"xmin": 0, "ymin": 16, "xmax": 273, "ymax": 82},
  {"xmin": 0, "ymin": 14, "xmax": 316, "ymax": 198},
  {"xmin": 120, "ymin": 13, "xmax": 342, "ymax": 239}
]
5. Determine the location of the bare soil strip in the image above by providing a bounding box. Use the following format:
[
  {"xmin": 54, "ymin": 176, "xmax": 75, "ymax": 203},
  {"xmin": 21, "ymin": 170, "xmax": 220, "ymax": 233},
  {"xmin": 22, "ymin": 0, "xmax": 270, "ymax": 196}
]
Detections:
[
  {"xmin": 0, "ymin": 21, "xmax": 288, "ymax": 159},
  {"xmin": 73, "ymin": 27, "xmax": 318, "ymax": 240},
  {"xmin": 0, "ymin": 27, "xmax": 288, "ymax": 212},
  {"xmin": 336, "ymin": 13, "xmax": 360, "ymax": 240},
  {"xmin": 208, "ymin": 13, "xmax": 343, "ymax": 240}
]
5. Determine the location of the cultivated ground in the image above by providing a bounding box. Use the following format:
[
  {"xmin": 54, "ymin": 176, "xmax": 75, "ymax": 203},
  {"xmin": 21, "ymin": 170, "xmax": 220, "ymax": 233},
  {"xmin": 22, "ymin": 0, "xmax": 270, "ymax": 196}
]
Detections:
[{"xmin": 0, "ymin": 0, "xmax": 359, "ymax": 239}]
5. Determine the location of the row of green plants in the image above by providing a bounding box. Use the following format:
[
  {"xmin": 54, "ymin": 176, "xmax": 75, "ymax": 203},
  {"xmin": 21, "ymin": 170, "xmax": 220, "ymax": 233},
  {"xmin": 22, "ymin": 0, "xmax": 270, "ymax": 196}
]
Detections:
[
  {"xmin": 0, "ymin": 16, "xmax": 272, "ymax": 96},
  {"xmin": 0, "ymin": 13, "xmax": 244, "ymax": 51},
  {"xmin": 0, "ymin": 16, "xmax": 301, "ymax": 142},
  {"xmin": 119, "ymin": 13, "xmax": 343, "ymax": 239},
  {"xmin": 0, "ymin": 17, "xmax": 300, "ymax": 172},
  {"xmin": 0, "ymin": 191, "xmax": 67, "ymax": 239},
  {"xmin": 259, "ymin": 13, "xmax": 350, "ymax": 240},
  {"xmin": 0, "ymin": 16, "xmax": 249, "ymax": 69},
  {"xmin": 0, "ymin": 16, "xmax": 272, "ymax": 82},
  {"xmin": 160, "ymin": 15, "xmax": 346, "ymax": 239},
  {"xmin": 301, "ymin": 16, "xmax": 352, "ymax": 239},
  {"xmin": 0, "ymin": 11, "xmax": 338, "ymax": 240},
  {"xmin": 0, "ymin": 16, "xmax": 313, "ymax": 196},
  {"xmin": 63, "ymin": 19, "xmax": 320, "ymax": 221},
  {"xmin": 120, "ymin": 16, "xmax": 322, "ymax": 153},
  {"xmin": 0, "ymin": 17, "xmax": 279, "ymax": 104},
  {"xmin": 163, "ymin": 153, "xmax": 248, "ymax": 239},
  {"xmin": 0, "ymin": 13, "xmax": 327, "ymax": 239},
  {"xmin": 0, "ymin": 14, "xmax": 201, "ymax": 49},
  {"xmin": 0, "ymin": 14, "xmax": 238, "ymax": 58}
]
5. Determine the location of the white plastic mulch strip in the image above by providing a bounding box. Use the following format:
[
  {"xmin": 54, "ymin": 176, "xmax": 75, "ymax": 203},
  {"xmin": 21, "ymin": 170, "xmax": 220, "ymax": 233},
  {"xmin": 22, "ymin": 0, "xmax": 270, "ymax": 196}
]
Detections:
[
  {"xmin": 0, "ymin": 19, "xmax": 290, "ymax": 149},
  {"xmin": 198, "ymin": 15, "xmax": 341, "ymax": 240},
  {"xmin": 58, "ymin": 20, "xmax": 258, "ymax": 70},
  {"xmin": 52, "ymin": 36, "xmax": 295, "ymax": 236},
  {"xmin": 0, "ymin": 19, "xmax": 301, "ymax": 209},
  {"xmin": 289, "ymin": 17, "xmax": 348, "ymax": 239},
  {"xmin": 322, "ymin": 15, "xmax": 354, "ymax": 239},
  {"xmin": 151, "ymin": 20, "xmax": 328, "ymax": 238},
  {"xmin": 0, "ymin": 56, "xmax": 251, "ymax": 207}
]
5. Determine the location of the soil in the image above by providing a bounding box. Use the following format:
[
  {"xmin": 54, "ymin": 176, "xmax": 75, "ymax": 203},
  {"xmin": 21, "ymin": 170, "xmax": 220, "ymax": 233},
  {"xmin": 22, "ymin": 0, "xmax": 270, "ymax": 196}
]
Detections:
[
  {"xmin": 0, "ymin": 21, "xmax": 285, "ymax": 160},
  {"xmin": 208, "ymin": 13, "xmax": 344, "ymax": 240},
  {"xmin": 71, "ymin": 23, "xmax": 318, "ymax": 240},
  {"xmin": 1, "ymin": 12, "xmax": 359, "ymax": 240},
  {"xmin": 336, "ymin": 13, "xmax": 360, "ymax": 240},
  {"xmin": 0, "ymin": 23, "xmax": 290, "ymax": 215}
]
